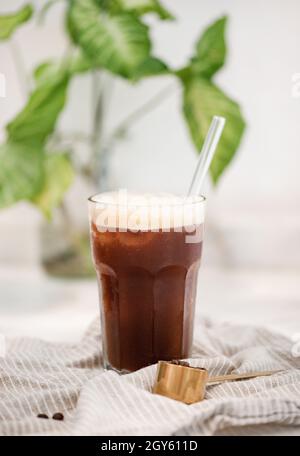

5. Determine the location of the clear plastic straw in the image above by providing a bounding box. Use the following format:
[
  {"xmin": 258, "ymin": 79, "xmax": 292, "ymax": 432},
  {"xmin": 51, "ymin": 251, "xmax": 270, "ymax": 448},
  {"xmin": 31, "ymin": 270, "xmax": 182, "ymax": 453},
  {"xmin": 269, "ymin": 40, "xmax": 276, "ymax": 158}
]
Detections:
[{"xmin": 187, "ymin": 116, "xmax": 226, "ymax": 196}]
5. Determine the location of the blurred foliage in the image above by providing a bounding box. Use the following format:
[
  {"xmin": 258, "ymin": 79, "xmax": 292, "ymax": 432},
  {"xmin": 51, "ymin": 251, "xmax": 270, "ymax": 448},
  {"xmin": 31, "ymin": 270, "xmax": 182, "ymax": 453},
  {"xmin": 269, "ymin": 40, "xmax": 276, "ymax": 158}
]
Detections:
[
  {"xmin": 0, "ymin": 4, "xmax": 33, "ymax": 39},
  {"xmin": 179, "ymin": 17, "xmax": 245, "ymax": 183},
  {"xmin": 0, "ymin": 1, "xmax": 246, "ymax": 217}
]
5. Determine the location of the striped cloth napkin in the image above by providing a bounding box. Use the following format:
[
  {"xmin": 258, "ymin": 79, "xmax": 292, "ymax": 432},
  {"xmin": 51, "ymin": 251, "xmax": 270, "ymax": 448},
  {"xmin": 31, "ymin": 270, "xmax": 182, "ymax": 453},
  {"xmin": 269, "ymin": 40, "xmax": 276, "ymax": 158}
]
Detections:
[{"xmin": 0, "ymin": 317, "xmax": 300, "ymax": 436}]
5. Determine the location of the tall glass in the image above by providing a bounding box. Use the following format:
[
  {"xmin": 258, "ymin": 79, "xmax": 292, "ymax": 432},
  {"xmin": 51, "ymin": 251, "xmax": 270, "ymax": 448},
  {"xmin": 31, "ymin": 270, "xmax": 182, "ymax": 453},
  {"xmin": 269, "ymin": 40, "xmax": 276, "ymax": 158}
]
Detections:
[{"xmin": 88, "ymin": 191, "xmax": 205, "ymax": 373}]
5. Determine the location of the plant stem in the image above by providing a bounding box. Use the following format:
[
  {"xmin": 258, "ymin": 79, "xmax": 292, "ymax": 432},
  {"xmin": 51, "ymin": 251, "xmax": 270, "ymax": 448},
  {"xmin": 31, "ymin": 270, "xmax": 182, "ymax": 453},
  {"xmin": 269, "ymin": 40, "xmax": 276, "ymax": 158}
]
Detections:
[
  {"xmin": 91, "ymin": 71, "xmax": 106, "ymax": 186},
  {"xmin": 52, "ymin": 131, "xmax": 93, "ymax": 145},
  {"xmin": 37, "ymin": 0, "xmax": 64, "ymax": 24},
  {"xmin": 105, "ymin": 82, "xmax": 178, "ymax": 148},
  {"xmin": 9, "ymin": 39, "xmax": 29, "ymax": 99}
]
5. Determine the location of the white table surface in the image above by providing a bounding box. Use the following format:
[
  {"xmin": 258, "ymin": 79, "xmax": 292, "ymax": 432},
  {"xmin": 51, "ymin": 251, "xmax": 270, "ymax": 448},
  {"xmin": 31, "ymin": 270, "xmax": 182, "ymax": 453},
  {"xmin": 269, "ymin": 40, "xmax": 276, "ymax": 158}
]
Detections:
[{"xmin": 0, "ymin": 265, "xmax": 299, "ymax": 342}]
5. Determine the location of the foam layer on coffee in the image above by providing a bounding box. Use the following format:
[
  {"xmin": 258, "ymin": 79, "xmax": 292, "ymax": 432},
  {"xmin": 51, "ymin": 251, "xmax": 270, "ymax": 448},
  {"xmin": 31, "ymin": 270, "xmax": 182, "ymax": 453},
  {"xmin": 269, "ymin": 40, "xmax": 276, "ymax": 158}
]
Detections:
[{"xmin": 89, "ymin": 191, "xmax": 205, "ymax": 231}]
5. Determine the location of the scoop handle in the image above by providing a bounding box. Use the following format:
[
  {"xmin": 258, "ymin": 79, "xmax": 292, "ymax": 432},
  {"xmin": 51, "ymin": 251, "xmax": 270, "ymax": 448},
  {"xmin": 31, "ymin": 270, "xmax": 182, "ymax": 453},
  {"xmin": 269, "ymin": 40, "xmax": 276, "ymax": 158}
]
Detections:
[{"xmin": 208, "ymin": 370, "xmax": 282, "ymax": 385}]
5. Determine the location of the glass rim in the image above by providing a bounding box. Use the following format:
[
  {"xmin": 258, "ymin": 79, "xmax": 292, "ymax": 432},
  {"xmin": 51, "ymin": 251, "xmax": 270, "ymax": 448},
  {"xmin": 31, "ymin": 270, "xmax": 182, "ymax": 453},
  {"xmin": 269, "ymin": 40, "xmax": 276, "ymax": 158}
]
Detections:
[{"xmin": 88, "ymin": 192, "xmax": 206, "ymax": 207}]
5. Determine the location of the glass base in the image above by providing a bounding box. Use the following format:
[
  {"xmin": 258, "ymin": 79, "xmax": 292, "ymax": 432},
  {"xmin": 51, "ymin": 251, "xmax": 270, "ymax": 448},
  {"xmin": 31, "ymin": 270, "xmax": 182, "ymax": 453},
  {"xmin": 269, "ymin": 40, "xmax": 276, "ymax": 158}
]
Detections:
[{"xmin": 103, "ymin": 359, "xmax": 130, "ymax": 375}]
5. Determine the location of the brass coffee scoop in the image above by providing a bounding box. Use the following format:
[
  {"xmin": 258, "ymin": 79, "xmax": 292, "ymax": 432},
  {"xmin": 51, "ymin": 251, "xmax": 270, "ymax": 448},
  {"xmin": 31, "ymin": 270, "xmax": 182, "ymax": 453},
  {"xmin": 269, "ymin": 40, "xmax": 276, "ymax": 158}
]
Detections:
[{"xmin": 153, "ymin": 361, "xmax": 282, "ymax": 404}]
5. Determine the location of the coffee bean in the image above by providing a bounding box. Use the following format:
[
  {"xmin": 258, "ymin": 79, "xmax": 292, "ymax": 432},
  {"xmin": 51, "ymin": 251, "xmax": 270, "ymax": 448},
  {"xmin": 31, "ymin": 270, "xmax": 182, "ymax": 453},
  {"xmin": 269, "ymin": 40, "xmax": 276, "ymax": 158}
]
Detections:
[
  {"xmin": 37, "ymin": 413, "xmax": 49, "ymax": 419},
  {"xmin": 52, "ymin": 412, "xmax": 64, "ymax": 421}
]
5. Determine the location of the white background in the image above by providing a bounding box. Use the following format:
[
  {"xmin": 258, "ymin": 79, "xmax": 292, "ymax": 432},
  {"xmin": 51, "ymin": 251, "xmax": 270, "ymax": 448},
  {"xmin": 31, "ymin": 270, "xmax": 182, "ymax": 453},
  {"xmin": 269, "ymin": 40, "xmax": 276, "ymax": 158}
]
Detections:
[
  {"xmin": 1, "ymin": 0, "xmax": 300, "ymax": 266},
  {"xmin": 0, "ymin": 0, "xmax": 300, "ymax": 340}
]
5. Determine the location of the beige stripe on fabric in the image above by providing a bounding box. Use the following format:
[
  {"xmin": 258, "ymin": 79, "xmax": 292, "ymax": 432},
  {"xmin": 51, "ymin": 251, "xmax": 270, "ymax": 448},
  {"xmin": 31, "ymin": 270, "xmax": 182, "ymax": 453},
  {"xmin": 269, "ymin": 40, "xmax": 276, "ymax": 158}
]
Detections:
[{"xmin": 0, "ymin": 318, "xmax": 299, "ymax": 436}]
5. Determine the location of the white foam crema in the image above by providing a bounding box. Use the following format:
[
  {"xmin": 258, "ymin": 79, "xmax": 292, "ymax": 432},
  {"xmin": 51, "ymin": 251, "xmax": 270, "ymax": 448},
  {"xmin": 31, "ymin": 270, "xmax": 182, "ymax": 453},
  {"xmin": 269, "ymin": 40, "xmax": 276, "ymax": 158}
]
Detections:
[{"xmin": 88, "ymin": 191, "xmax": 205, "ymax": 232}]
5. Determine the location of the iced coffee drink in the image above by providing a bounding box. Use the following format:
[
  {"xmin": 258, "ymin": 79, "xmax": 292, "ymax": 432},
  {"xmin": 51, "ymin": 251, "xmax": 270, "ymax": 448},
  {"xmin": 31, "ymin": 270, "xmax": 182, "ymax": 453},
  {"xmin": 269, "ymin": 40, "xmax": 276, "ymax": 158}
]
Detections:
[{"xmin": 88, "ymin": 191, "xmax": 205, "ymax": 373}]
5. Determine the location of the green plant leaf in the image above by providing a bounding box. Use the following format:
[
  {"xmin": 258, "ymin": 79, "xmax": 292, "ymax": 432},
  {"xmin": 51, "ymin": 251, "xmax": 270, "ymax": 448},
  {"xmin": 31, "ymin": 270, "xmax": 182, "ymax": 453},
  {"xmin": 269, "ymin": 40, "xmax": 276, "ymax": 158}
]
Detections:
[
  {"xmin": 32, "ymin": 152, "xmax": 74, "ymax": 218},
  {"xmin": 190, "ymin": 16, "xmax": 227, "ymax": 79},
  {"xmin": 133, "ymin": 56, "xmax": 169, "ymax": 79},
  {"xmin": 182, "ymin": 78, "xmax": 245, "ymax": 184},
  {"xmin": 34, "ymin": 61, "xmax": 62, "ymax": 85},
  {"xmin": 7, "ymin": 72, "xmax": 69, "ymax": 146},
  {"xmin": 0, "ymin": 142, "xmax": 43, "ymax": 208},
  {"xmin": 34, "ymin": 53, "xmax": 95, "ymax": 86},
  {"xmin": 67, "ymin": 0, "xmax": 151, "ymax": 78},
  {"xmin": 114, "ymin": 0, "xmax": 175, "ymax": 20},
  {"xmin": 68, "ymin": 51, "xmax": 95, "ymax": 74},
  {"xmin": 0, "ymin": 4, "xmax": 33, "ymax": 40}
]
